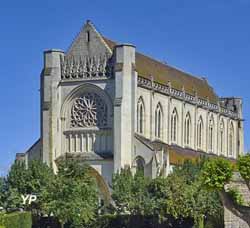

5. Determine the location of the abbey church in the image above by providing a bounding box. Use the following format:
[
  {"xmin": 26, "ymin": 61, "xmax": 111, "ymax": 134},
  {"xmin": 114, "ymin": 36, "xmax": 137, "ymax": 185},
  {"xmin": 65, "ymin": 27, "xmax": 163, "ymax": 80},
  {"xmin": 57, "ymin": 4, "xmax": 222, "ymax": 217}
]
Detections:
[{"xmin": 18, "ymin": 20, "xmax": 244, "ymax": 193}]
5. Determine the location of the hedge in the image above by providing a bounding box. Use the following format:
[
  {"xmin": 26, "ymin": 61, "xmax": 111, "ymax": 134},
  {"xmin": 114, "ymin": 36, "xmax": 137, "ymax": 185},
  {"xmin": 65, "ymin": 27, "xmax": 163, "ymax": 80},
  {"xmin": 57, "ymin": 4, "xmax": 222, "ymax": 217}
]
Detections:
[
  {"xmin": 0, "ymin": 212, "xmax": 32, "ymax": 228},
  {"xmin": 92, "ymin": 214, "xmax": 194, "ymax": 228}
]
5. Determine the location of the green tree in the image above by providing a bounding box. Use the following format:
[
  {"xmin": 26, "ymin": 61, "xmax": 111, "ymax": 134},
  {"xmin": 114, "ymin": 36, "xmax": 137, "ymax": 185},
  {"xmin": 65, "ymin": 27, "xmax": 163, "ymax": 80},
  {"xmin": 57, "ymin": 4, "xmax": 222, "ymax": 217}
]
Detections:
[
  {"xmin": 0, "ymin": 177, "xmax": 6, "ymax": 209},
  {"xmin": 111, "ymin": 161, "xmax": 223, "ymax": 228},
  {"xmin": 4, "ymin": 162, "xmax": 30, "ymax": 211},
  {"xmin": 112, "ymin": 168, "xmax": 152, "ymax": 215},
  {"xmin": 148, "ymin": 174, "xmax": 190, "ymax": 219},
  {"xmin": 175, "ymin": 160, "xmax": 223, "ymax": 227},
  {"xmin": 201, "ymin": 156, "xmax": 250, "ymax": 226},
  {"xmin": 201, "ymin": 158, "xmax": 233, "ymax": 191},
  {"xmin": 7, "ymin": 162, "xmax": 29, "ymax": 195},
  {"xmin": 148, "ymin": 161, "xmax": 222, "ymax": 227},
  {"xmin": 5, "ymin": 160, "xmax": 54, "ymax": 212},
  {"xmin": 237, "ymin": 154, "xmax": 250, "ymax": 189},
  {"xmin": 42, "ymin": 160, "xmax": 98, "ymax": 228}
]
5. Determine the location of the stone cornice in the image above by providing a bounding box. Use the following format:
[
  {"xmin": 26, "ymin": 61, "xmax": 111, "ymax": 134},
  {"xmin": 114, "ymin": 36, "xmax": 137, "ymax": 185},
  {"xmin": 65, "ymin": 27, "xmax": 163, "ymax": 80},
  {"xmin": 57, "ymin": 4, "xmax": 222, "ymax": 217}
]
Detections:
[
  {"xmin": 138, "ymin": 76, "xmax": 239, "ymax": 120},
  {"xmin": 55, "ymin": 152, "xmax": 113, "ymax": 163}
]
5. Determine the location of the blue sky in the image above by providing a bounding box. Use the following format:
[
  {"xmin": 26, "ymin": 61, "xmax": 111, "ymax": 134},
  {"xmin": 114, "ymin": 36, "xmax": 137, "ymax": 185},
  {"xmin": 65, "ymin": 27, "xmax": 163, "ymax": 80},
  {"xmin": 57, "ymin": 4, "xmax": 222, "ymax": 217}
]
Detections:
[{"xmin": 0, "ymin": 0, "xmax": 250, "ymax": 176}]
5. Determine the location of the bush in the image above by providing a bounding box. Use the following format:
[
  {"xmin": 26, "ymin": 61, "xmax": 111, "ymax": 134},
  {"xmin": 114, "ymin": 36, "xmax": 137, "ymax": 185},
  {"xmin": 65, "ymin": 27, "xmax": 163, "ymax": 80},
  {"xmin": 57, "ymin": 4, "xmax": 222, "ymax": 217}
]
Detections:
[
  {"xmin": 92, "ymin": 214, "xmax": 194, "ymax": 228},
  {"xmin": 227, "ymin": 188, "xmax": 244, "ymax": 205},
  {"xmin": 201, "ymin": 158, "xmax": 233, "ymax": 190},
  {"xmin": 0, "ymin": 212, "xmax": 32, "ymax": 228},
  {"xmin": 237, "ymin": 154, "xmax": 250, "ymax": 184}
]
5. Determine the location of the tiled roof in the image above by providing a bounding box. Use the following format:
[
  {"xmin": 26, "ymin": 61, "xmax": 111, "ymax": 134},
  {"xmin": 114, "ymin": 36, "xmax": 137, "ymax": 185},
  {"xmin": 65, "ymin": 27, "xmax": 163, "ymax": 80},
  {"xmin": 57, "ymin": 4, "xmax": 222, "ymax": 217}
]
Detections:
[
  {"xmin": 103, "ymin": 37, "xmax": 218, "ymax": 104},
  {"xmin": 135, "ymin": 133, "xmax": 236, "ymax": 165}
]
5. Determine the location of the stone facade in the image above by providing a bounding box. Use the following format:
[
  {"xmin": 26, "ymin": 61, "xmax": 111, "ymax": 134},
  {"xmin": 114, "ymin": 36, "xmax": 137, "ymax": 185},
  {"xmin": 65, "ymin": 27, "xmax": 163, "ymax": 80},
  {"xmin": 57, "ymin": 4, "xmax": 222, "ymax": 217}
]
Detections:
[{"xmin": 23, "ymin": 20, "xmax": 244, "ymax": 195}]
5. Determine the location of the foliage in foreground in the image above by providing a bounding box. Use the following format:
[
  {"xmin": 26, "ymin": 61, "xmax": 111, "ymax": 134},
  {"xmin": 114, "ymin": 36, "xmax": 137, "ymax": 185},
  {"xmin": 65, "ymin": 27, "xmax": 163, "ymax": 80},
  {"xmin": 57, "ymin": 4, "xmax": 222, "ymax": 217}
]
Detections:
[
  {"xmin": 0, "ymin": 160, "xmax": 54, "ymax": 211},
  {"xmin": 0, "ymin": 160, "xmax": 99, "ymax": 227},
  {"xmin": 3, "ymin": 156, "xmax": 243, "ymax": 227},
  {"xmin": 112, "ymin": 169, "xmax": 152, "ymax": 215},
  {"xmin": 201, "ymin": 157, "xmax": 233, "ymax": 190},
  {"xmin": 237, "ymin": 154, "xmax": 250, "ymax": 188},
  {"xmin": 42, "ymin": 160, "xmax": 99, "ymax": 227},
  {"xmin": 92, "ymin": 214, "xmax": 194, "ymax": 228},
  {"xmin": 202, "ymin": 154, "xmax": 250, "ymax": 192},
  {"xmin": 111, "ymin": 160, "xmax": 223, "ymax": 228},
  {"xmin": 0, "ymin": 212, "xmax": 32, "ymax": 228},
  {"xmin": 201, "ymin": 155, "xmax": 250, "ymax": 226}
]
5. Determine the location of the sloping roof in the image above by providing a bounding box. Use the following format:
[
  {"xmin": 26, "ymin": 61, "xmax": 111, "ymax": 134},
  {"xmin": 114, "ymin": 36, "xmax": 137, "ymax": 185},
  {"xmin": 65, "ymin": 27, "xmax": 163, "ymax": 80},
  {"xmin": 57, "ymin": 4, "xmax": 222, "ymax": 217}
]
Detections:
[
  {"xmin": 135, "ymin": 133, "xmax": 236, "ymax": 165},
  {"xmin": 103, "ymin": 37, "xmax": 218, "ymax": 104}
]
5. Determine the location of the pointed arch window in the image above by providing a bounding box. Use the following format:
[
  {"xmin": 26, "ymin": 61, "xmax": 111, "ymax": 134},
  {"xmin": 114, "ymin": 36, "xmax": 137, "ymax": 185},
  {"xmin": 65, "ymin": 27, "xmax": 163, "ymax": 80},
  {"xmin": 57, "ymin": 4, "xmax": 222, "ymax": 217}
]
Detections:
[
  {"xmin": 155, "ymin": 103, "xmax": 163, "ymax": 139},
  {"xmin": 197, "ymin": 117, "xmax": 203, "ymax": 149},
  {"xmin": 137, "ymin": 97, "xmax": 145, "ymax": 134},
  {"xmin": 219, "ymin": 120, "xmax": 225, "ymax": 155},
  {"xmin": 171, "ymin": 109, "xmax": 178, "ymax": 143},
  {"xmin": 184, "ymin": 113, "xmax": 191, "ymax": 146},
  {"xmin": 229, "ymin": 122, "xmax": 234, "ymax": 156},
  {"xmin": 208, "ymin": 117, "xmax": 214, "ymax": 152}
]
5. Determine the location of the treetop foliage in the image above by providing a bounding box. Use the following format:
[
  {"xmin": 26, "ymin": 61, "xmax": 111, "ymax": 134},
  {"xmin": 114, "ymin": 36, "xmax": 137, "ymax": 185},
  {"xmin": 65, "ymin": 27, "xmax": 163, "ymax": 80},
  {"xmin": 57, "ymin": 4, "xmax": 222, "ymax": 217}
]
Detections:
[
  {"xmin": 7, "ymin": 155, "xmax": 250, "ymax": 227},
  {"xmin": 0, "ymin": 160, "xmax": 99, "ymax": 227},
  {"xmin": 112, "ymin": 161, "xmax": 223, "ymax": 227},
  {"xmin": 201, "ymin": 157, "xmax": 233, "ymax": 190},
  {"xmin": 41, "ymin": 160, "xmax": 98, "ymax": 227},
  {"xmin": 237, "ymin": 154, "xmax": 250, "ymax": 187}
]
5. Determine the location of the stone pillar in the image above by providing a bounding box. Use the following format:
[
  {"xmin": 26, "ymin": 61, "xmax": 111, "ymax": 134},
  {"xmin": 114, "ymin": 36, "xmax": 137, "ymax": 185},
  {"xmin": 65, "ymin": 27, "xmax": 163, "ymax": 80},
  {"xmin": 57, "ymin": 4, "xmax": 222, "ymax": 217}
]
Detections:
[
  {"xmin": 237, "ymin": 98, "xmax": 244, "ymax": 157},
  {"xmin": 41, "ymin": 49, "xmax": 64, "ymax": 166},
  {"xmin": 113, "ymin": 44, "xmax": 137, "ymax": 172}
]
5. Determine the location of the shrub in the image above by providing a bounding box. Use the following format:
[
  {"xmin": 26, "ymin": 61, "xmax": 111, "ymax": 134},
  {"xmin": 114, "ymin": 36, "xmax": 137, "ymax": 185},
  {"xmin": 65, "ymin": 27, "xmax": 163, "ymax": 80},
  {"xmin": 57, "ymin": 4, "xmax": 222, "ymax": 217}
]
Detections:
[
  {"xmin": 201, "ymin": 158, "xmax": 233, "ymax": 190},
  {"xmin": 92, "ymin": 214, "xmax": 194, "ymax": 228},
  {"xmin": 227, "ymin": 188, "xmax": 244, "ymax": 205},
  {"xmin": 237, "ymin": 154, "xmax": 250, "ymax": 186},
  {"xmin": 0, "ymin": 212, "xmax": 31, "ymax": 228}
]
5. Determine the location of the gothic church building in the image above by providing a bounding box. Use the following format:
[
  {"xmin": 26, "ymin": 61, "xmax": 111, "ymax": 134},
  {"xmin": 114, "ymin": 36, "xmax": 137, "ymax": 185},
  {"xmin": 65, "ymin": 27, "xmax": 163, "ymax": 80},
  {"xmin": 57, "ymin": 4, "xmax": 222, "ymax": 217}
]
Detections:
[{"xmin": 20, "ymin": 21, "xmax": 244, "ymax": 197}]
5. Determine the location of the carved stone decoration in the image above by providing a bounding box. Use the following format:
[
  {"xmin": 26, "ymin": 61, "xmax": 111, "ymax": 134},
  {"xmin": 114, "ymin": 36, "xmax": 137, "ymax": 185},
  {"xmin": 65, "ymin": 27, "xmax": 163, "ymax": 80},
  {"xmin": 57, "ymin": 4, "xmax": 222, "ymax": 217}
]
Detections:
[
  {"xmin": 71, "ymin": 93, "xmax": 108, "ymax": 128},
  {"xmin": 61, "ymin": 54, "xmax": 113, "ymax": 80},
  {"xmin": 137, "ymin": 76, "xmax": 239, "ymax": 119}
]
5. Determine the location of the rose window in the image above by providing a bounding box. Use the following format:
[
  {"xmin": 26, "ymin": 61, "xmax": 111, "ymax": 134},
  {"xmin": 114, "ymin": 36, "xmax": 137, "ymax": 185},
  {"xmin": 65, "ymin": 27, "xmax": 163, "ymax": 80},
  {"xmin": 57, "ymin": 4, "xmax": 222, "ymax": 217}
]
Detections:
[{"xmin": 71, "ymin": 93, "xmax": 108, "ymax": 128}]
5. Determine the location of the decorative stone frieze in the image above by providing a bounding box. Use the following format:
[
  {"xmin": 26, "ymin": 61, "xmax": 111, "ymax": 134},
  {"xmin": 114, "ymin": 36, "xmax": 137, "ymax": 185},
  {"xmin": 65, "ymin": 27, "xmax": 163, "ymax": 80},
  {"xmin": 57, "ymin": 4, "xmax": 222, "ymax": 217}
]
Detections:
[
  {"xmin": 60, "ymin": 54, "xmax": 113, "ymax": 80},
  {"xmin": 138, "ymin": 76, "xmax": 239, "ymax": 119}
]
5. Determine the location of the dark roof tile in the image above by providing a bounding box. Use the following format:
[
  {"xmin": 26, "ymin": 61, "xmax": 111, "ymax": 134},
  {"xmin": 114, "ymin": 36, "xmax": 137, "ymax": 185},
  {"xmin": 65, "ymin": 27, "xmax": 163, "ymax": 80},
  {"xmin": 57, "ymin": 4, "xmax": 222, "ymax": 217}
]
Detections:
[{"xmin": 103, "ymin": 37, "xmax": 218, "ymax": 103}]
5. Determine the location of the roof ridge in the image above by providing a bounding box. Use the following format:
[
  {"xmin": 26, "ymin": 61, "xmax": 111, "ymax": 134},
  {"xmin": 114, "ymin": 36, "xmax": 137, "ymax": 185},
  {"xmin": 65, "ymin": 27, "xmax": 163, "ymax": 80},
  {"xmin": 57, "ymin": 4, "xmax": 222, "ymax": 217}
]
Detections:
[
  {"xmin": 102, "ymin": 36, "xmax": 218, "ymax": 102},
  {"xmin": 66, "ymin": 21, "xmax": 86, "ymax": 54},
  {"xmin": 136, "ymin": 51, "xmax": 207, "ymax": 84},
  {"xmin": 102, "ymin": 36, "xmax": 209, "ymax": 84}
]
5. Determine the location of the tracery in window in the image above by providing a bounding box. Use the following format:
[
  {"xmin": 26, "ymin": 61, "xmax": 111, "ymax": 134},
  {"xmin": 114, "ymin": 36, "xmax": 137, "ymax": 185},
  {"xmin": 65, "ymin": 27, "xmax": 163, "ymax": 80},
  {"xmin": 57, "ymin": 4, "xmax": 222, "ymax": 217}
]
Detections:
[
  {"xmin": 208, "ymin": 117, "xmax": 214, "ymax": 152},
  {"xmin": 171, "ymin": 108, "xmax": 178, "ymax": 143},
  {"xmin": 219, "ymin": 120, "xmax": 225, "ymax": 155},
  {"xmin": 137, "ymin": 97, "xmax": 145, "ymax": 134},
  {"xmin": 197, "ymin": 116, "xmax": 203, "ymax": 149},
  {"xmin": 155, "ymin": 103, "xmax": 163, "ymax": 138},
  {"xmin": 184, "ymin": 113, "xmax": 191, "ymax": 146},
  {"xmin": 71, "ymin": 92, "xmax": 108, "ymax": 128}
]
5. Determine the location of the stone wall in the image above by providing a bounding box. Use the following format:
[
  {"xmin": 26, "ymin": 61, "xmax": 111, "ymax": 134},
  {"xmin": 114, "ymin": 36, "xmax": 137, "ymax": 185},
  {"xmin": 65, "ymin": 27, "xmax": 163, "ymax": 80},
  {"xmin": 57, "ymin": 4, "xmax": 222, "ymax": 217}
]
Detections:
[{"xmin": 224, "ymin": 173, "xmax": 250, "ymax": 228}]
